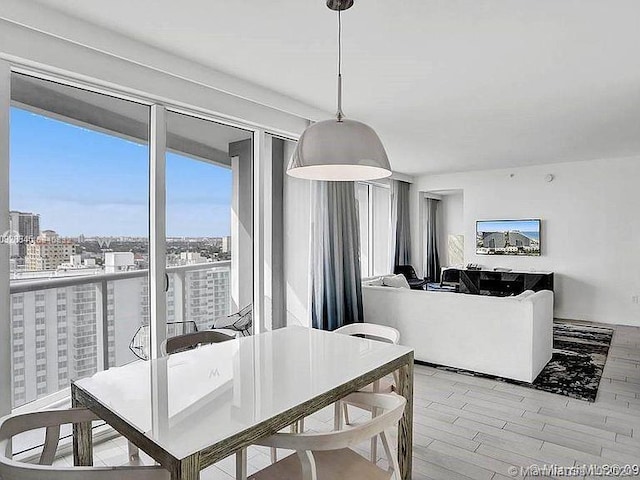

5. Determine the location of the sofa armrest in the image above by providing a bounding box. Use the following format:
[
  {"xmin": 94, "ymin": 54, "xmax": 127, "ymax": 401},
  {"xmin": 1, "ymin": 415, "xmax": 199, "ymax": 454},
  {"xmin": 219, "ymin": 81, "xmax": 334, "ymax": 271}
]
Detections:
[{"xmin": 526, "ymin": 290, "xmax": 554, "ymax": 381}]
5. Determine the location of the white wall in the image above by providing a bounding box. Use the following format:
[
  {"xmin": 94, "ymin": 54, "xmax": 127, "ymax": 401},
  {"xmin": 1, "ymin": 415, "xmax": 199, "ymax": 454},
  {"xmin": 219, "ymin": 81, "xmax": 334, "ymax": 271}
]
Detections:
[
  {"xmin": 284, "ymin": 141, "xmax": 311, "ymax": 327},
  {"xmin": 436, "ymin": 191, "xmax": 464, "ymax": 267},
  {"xmin": 412, "ymin": 155, "xmax": 640, "ymax": 327}
]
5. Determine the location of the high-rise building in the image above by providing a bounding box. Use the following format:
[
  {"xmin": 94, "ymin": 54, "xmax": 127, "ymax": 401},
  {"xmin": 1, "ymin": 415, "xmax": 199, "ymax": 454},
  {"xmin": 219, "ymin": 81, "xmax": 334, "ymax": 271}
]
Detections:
[
  {"xmin": 10, "ymin": 278, "xmax": 102, "ymax": 406},
  {"xmin": 25, "ymin": 230, "xmax": 75, "ymax": 271},
  {"xmin": 221, "ymin": 235, "xmax": 231, "ymax": 254},
  {"xmin": 9, "ymin": 259, "xmax": 231, "ymax": 408},
  {"xmin": 184, "ymin": 267, "xmax": 230, "ymax": 329},
  {"xmin": 104, "ymin": 252, "xmax": 136, "ymax": 273},
  {"xmin": 9, "ymin": 210, "xmax": 40, "ymax": 258}
]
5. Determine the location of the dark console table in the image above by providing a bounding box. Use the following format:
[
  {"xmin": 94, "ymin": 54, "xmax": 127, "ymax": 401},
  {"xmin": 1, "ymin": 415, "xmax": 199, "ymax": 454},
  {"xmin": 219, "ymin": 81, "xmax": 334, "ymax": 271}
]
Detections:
[{"xmin": 442, "ymin": 268, "xmax": 554, "ymax": 297}]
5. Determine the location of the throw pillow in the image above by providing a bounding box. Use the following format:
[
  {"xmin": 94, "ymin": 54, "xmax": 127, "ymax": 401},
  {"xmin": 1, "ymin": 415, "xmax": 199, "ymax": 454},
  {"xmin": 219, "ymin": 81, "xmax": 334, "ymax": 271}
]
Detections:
[{"xmin": 382, "ymin": 274, "xmax": 410, "ymax": 289}]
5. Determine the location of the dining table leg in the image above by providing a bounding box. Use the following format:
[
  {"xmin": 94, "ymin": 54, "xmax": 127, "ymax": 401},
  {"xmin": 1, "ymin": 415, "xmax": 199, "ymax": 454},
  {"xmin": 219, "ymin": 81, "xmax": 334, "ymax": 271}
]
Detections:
[
  {"xmin": 397, "ymin": 353, "xmax": 414, "ymax": 480},
  {"xmin": 71, "ymin": 384, "xmax": 93, "ymax": 467},
  {"xmin": 174, "ymin": 453, "xmax": 200, "ymax": 480}
]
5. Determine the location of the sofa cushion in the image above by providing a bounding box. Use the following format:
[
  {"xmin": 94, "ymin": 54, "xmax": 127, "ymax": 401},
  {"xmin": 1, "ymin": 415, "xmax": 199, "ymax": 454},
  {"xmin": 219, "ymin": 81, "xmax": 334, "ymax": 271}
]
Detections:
[
  {"xmin": 382, "ymin": 274, "xmax": 410, "ymax": 289},
  {"xmin": 363, "ymin": 277, "xmax": 384, "ymax": 286}
]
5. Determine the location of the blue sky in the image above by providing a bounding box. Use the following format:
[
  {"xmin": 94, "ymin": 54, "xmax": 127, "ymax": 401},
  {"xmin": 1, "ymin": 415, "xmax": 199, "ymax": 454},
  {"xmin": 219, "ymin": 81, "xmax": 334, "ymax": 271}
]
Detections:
[
  {"xmin": 10, "ymin": 108, "xmax": 232, "ymax": 237},
  {"xmin": 477, "ymin": 219, "xmax": 540, "ymax": 233}
]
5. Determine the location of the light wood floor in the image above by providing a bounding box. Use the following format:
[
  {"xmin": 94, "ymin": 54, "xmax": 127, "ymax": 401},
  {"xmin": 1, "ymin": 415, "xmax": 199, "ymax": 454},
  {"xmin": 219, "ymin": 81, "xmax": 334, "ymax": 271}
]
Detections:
[
  {"xmin": 407, "ymin": 322, "xmax": 640, "ymax": 480},
  {"xmin": 54, "ymin": 323, "xmax": 640, "ymax": 479}
]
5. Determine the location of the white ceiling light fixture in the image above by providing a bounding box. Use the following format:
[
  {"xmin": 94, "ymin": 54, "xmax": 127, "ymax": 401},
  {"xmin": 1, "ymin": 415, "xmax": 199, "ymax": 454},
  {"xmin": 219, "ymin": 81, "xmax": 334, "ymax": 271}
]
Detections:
[{"xmin": 287, "ymin": 0, "xmax": 392, "ymax": 181}]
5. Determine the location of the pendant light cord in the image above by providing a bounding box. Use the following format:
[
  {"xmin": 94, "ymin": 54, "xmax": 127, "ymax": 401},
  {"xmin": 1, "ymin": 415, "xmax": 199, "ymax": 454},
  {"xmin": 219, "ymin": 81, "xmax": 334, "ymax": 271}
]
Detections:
[
  {"xmin": 336, "ymin": 8, "xmax": 344, "ymax": 121},
  {"xmin": 338, "ymin": 9, "xmax": 342, "ymax": 78}
]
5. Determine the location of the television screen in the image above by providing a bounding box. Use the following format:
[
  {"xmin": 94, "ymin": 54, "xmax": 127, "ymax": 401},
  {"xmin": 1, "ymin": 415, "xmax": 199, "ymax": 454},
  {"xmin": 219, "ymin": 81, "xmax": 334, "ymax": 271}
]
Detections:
[{"xmin": 476, "ymin": 219, "xmax": 541, "ymax": 256}]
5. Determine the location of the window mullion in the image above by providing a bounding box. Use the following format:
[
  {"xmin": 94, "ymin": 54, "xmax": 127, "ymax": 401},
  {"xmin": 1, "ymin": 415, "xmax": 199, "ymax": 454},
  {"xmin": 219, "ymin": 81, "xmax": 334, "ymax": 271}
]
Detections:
[
  {"xmin": 367, "ymin": 184, "xmax": 374, "ymax": 277},
  {"xmin": 149, "ymin": 104, "xmax": 167, "ymax": 360},
  {"xmin": 253, "ymin": 129, "xmax": 265, "ymax": 334},
  {"xmin": 0, "ymin": 60, "xmax": 11, "ymax": 417}
]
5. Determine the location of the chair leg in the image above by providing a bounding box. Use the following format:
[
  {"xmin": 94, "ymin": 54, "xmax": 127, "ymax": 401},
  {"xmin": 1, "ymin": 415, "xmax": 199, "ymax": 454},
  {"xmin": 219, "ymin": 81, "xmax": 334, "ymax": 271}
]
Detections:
[
  {"xmin": 343, "ymin": 403, "xmax": 350, "ymax": 425},
  {"xmin": 297, "ymin": 450, "xmax": 318, "ymax": 480},
  {"xmin": 370, "ymin": 405, "xmax": 382, "ymax": 463},
  {"xmin": 270, "ymin": 417, "xmax": 304, "ymax": 465},
  {"xmin": 380, "ymin": 431, "xmax": 400, "ymax": 478},
  {"xmin": 236, "ymin": 448, "xmax": 247, "ymax": 480},
  {"xmin": 333, "ymin": 401, "xmax": 343, "ymax": 431},
  {"xmin": 290, "ymin": 420, "xmax": 303, "ymax": 434},
  {"xmin": 127, "ymin": 441, "xmax": 140, "ymax": 463},
  {"xmin": 370, "ymin": 378, "xmax": 381, "ymax": 463},
  {"xmin": 371, "ymin": 435, "xmax": 378, "ymax": 464}
]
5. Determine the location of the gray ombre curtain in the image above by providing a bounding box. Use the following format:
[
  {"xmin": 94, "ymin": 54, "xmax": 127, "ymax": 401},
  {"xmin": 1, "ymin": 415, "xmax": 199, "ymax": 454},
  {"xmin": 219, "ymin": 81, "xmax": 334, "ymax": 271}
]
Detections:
[
  {"xmin": 423, "ymin": 197, "xmax": 441, "ymax": 282},
  {"xmin": 391, "ymin": 180, "xmax": 412, "ymax": 268},
  {"xmin": 310, "ymin": 181, "xmax": 364, "ymax": 331}
]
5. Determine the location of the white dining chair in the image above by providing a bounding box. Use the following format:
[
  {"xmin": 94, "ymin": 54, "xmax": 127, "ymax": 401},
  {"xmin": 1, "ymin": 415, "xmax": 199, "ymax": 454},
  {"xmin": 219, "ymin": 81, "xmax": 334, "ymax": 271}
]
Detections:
[
  {"xmin": 246, "ymin": 392, "xmax": 406, "ymax": 480},
  {"xmin": 333, "ymin": 322, "xmax": 401, "ymax": 463},
  {"xmin": 333, "ymin": 322, "xmax": 401, "ymax": 345},
  {"xmin": 160, "ymin": 329, "xmax": 235, "ymax": 356},
  {"xmin": 0, "ymin": 407, "xmax": 170, "ymax": 480}
]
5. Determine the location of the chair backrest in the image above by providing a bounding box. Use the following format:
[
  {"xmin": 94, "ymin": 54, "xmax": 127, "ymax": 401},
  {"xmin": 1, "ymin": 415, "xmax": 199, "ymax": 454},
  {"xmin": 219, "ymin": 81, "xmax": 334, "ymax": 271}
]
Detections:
[
  {"xmin": 334, "ymin": 322, "xmax": 400, "ymax": 345},
  {"xmin": 212, "ymin": 304, "xmax": 252, "ymax": 335},
  {"xmin": 394, "ymin": 264, "xmax": 418, "ymax": 280},
  {"xmin": 129, "ymin": 321, "xmax": 198, "ymax": 360},
  {"xmin": 440, "ymin": 267, "xmax": 460, "ymax": 286},
  {"xmin": 161, "ymin": 330, "xmax": 234, "ymax": 356},
  {"xmin": 0, "ymin": 408, "xmax": 169, "ymax": 480},
  {"xmin": 254, "ymin": 392, "xmax": 406, "ymax": 479}
]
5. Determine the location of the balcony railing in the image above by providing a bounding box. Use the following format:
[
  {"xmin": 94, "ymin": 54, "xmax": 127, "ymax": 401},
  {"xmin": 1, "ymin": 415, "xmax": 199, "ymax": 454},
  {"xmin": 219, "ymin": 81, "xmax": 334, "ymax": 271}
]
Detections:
[{"xmin": 9, "ymin": 261, "xmax": 231, "ymax": 409}]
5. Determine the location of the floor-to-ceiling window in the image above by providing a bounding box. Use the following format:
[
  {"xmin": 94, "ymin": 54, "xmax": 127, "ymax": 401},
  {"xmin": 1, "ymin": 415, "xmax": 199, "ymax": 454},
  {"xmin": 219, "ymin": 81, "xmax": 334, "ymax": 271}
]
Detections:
[
  {"xmin": 8, "ymin": 73, "xmax": 151, "ymax": 409},
  {"xmin": 356, "ymin": 183, "xmax": 371, "ymax": 277},
  {"xmin": 356, "ymin": 181, "xmax": 391, "ymax": 277},
  {"xmin": 3, "ymin": 72, "xmax": 256, "ymax": 422},
  {"xmin": 165, "ymin": 111, "xmax": 253, "ymax": 332}
]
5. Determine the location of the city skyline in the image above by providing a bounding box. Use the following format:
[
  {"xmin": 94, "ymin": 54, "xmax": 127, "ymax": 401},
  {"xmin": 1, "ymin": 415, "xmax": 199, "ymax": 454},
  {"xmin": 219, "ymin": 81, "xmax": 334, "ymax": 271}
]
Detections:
[{"xmin": 10, "ymin": 108, "xmax": 233, "ymax": 238}]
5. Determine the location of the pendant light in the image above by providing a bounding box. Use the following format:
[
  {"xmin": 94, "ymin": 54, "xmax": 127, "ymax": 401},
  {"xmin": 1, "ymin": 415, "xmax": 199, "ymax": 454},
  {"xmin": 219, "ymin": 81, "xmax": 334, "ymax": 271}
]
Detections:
[{"xmin": 287, "ymin": 0, "xmax": 392, "ymax": 181}]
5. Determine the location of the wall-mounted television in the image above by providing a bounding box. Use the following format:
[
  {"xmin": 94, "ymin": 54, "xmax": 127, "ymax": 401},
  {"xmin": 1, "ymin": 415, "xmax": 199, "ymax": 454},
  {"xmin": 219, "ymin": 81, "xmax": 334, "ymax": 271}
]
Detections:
[{"xmin": 476, "ymin": 219, "xmax": 541, "ymax": 256}]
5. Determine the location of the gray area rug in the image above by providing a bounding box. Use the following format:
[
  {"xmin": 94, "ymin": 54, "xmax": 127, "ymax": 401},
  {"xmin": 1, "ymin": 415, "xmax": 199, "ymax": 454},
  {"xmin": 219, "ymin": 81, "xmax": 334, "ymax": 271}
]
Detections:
[{"xmin": 422, "ymin": 321, "xmax": 613, "ymax": 402}]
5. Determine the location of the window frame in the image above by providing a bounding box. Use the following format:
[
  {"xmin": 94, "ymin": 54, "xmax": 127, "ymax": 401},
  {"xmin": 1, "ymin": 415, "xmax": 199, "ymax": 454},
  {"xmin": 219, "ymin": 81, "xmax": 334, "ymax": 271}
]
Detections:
[{"xmin": 356, "ymin": 180, "xmax": 392, "ymax": 278}]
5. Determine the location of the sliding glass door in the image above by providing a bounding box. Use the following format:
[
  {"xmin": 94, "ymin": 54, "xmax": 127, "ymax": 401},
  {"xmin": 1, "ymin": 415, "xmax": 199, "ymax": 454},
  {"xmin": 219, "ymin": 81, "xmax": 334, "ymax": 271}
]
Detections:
[
  {"xmin": 8, "ymin": 72, "xmax": 150, "ymax": 410},
  {"xmin": 2, "ymin": 72, "xmax": 256, "ymax": 423},
  {"xmin": 356, "ymin": 182, "xmax": 392, "ymax": 278},
  {"xmin": 165, "ymin": 110, "xmax": 253, "ymax": 334}
]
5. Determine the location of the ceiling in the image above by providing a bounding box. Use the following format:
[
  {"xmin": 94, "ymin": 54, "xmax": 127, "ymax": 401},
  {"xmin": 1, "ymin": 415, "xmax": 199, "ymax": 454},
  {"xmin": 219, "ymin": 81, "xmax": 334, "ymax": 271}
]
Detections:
[{"xmin": 27, "ymin": 0, "xmax": 640, "ymax": 175}]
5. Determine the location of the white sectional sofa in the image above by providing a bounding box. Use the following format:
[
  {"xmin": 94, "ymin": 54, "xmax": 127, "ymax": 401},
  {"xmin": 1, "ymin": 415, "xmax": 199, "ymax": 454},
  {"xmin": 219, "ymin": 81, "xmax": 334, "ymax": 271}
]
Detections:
[{"xmin": 362, "ymin": 280, "xmax": 554, "ymax": 382}]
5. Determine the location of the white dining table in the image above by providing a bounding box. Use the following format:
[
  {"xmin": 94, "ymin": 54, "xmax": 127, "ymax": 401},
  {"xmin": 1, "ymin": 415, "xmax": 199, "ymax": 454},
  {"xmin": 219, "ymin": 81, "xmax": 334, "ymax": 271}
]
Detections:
[{"xmin": 71, "ymin": 325, "xmax": 414, "ymax": 480}]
